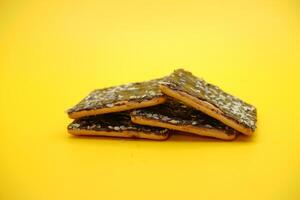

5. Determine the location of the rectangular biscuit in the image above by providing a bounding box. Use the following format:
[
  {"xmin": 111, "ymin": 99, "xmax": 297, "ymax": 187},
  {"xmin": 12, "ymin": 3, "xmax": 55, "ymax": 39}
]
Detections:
[
  {"xmin": 131, "ymin": 100, "xmax": 237, "ymax": 140},
  {"xmin": 68, "ymin": 112, "xmax": 169, "ymax": 140},
  {"xmin": 159, "ymin": 69, "xmax": 257, "ymax": 135},
  {"xmin": 67, "ymin": 78, "xmax": 167, "ymax": 119}
]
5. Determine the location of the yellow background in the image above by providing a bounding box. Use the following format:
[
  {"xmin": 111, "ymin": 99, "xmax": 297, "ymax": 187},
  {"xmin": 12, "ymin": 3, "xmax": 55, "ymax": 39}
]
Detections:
[{"xmin": 1, "ymin": 0, "xmax": 300, "ymax": 199}]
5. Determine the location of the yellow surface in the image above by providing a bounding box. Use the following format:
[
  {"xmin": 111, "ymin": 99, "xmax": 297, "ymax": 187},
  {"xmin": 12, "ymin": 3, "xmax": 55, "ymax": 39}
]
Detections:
[{"xmin": 1, "ymin": 0, "xmax": 300, "ymax": 199}]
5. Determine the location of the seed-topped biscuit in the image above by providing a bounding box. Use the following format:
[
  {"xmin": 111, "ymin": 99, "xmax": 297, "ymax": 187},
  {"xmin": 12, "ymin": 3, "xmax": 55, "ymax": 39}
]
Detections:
[
  {"xmin": 67, "ymin": 78, "xmax": 167, "ymax": 119},
  {"xmin": 159, "ymin": 69, "xmax": 257, "ymax": 135},
  {"xmin": 68, "ymin": 112, "xmax": 169, "ymax": 140},
  {"xmin": 131, "ymin": 100, "xmax": 237, "ymax": 140}
]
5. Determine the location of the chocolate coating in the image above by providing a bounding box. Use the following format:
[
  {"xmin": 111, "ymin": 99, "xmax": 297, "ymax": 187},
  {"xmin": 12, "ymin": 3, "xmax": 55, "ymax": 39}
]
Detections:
[
  {"xmin": 132, "ymin": 99, "xmax": 236, "ymax": 134},
  {"xmin": 68, "ymin": 78, "xmax": 166, "ymax": 115},
  {"xmin": 161, "ymin": 69, "xmax": 257, "ymax": 130},
  {"xmin": 68, "ymin": 112, "xmax": 169, "ymax": 136}
]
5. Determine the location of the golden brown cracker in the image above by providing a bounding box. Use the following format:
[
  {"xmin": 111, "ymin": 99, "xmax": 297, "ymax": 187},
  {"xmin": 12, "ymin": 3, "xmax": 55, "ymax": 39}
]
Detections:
[
  {"xmin": 131, "ymin": 100, "xmax": 237, "ymax": 140},
  {"xmin": 67, "ymin": 78, "xmax": 167, "ymax": 119},
  {"xmin": 160, "ymin": 69, "xmax": 257, "ymax": 135},
  {"xmin": 68, "ymin": 112, "xmax": 169, "ymax": 140}
]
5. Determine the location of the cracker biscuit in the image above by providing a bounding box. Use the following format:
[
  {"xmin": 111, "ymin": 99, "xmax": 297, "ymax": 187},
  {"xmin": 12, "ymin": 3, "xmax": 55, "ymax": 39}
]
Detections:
[
  {"xmin": 131, "ymin": 100, "xmax": 237, "ymax": 140},
  {"xmin": 159, "ymin": 69, "xmax": 257, "ymax": 135},
  {"xmin": 67, "ymin": 78, "xmax": 167, "ymax": 119},
  {"xmin": 68, "ymin": 112, "xmax": 169, "ymax": 140}
]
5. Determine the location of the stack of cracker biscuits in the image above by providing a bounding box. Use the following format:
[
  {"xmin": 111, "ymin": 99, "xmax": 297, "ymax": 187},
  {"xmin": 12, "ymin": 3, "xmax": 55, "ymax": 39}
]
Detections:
[{"xmin": 67, "ymin": 69, "xmax": 257, "ymax": 141}]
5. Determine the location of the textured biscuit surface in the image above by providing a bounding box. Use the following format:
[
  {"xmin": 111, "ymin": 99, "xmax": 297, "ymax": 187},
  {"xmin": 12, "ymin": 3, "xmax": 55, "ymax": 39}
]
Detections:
[
  {"xmin": 131, "ymin": 100, "xmax": 237, "ymax": 140},
  {"xmin": 68, "ymin": 78, "xmax": 166, "ymax": 119},
  {"xmin": 160, "ymin": 69, "xmax": 257, "ymax": 135},
  {"xmin": 68, "ymin": 112, "xmax": 169, "ymax": 140}
]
